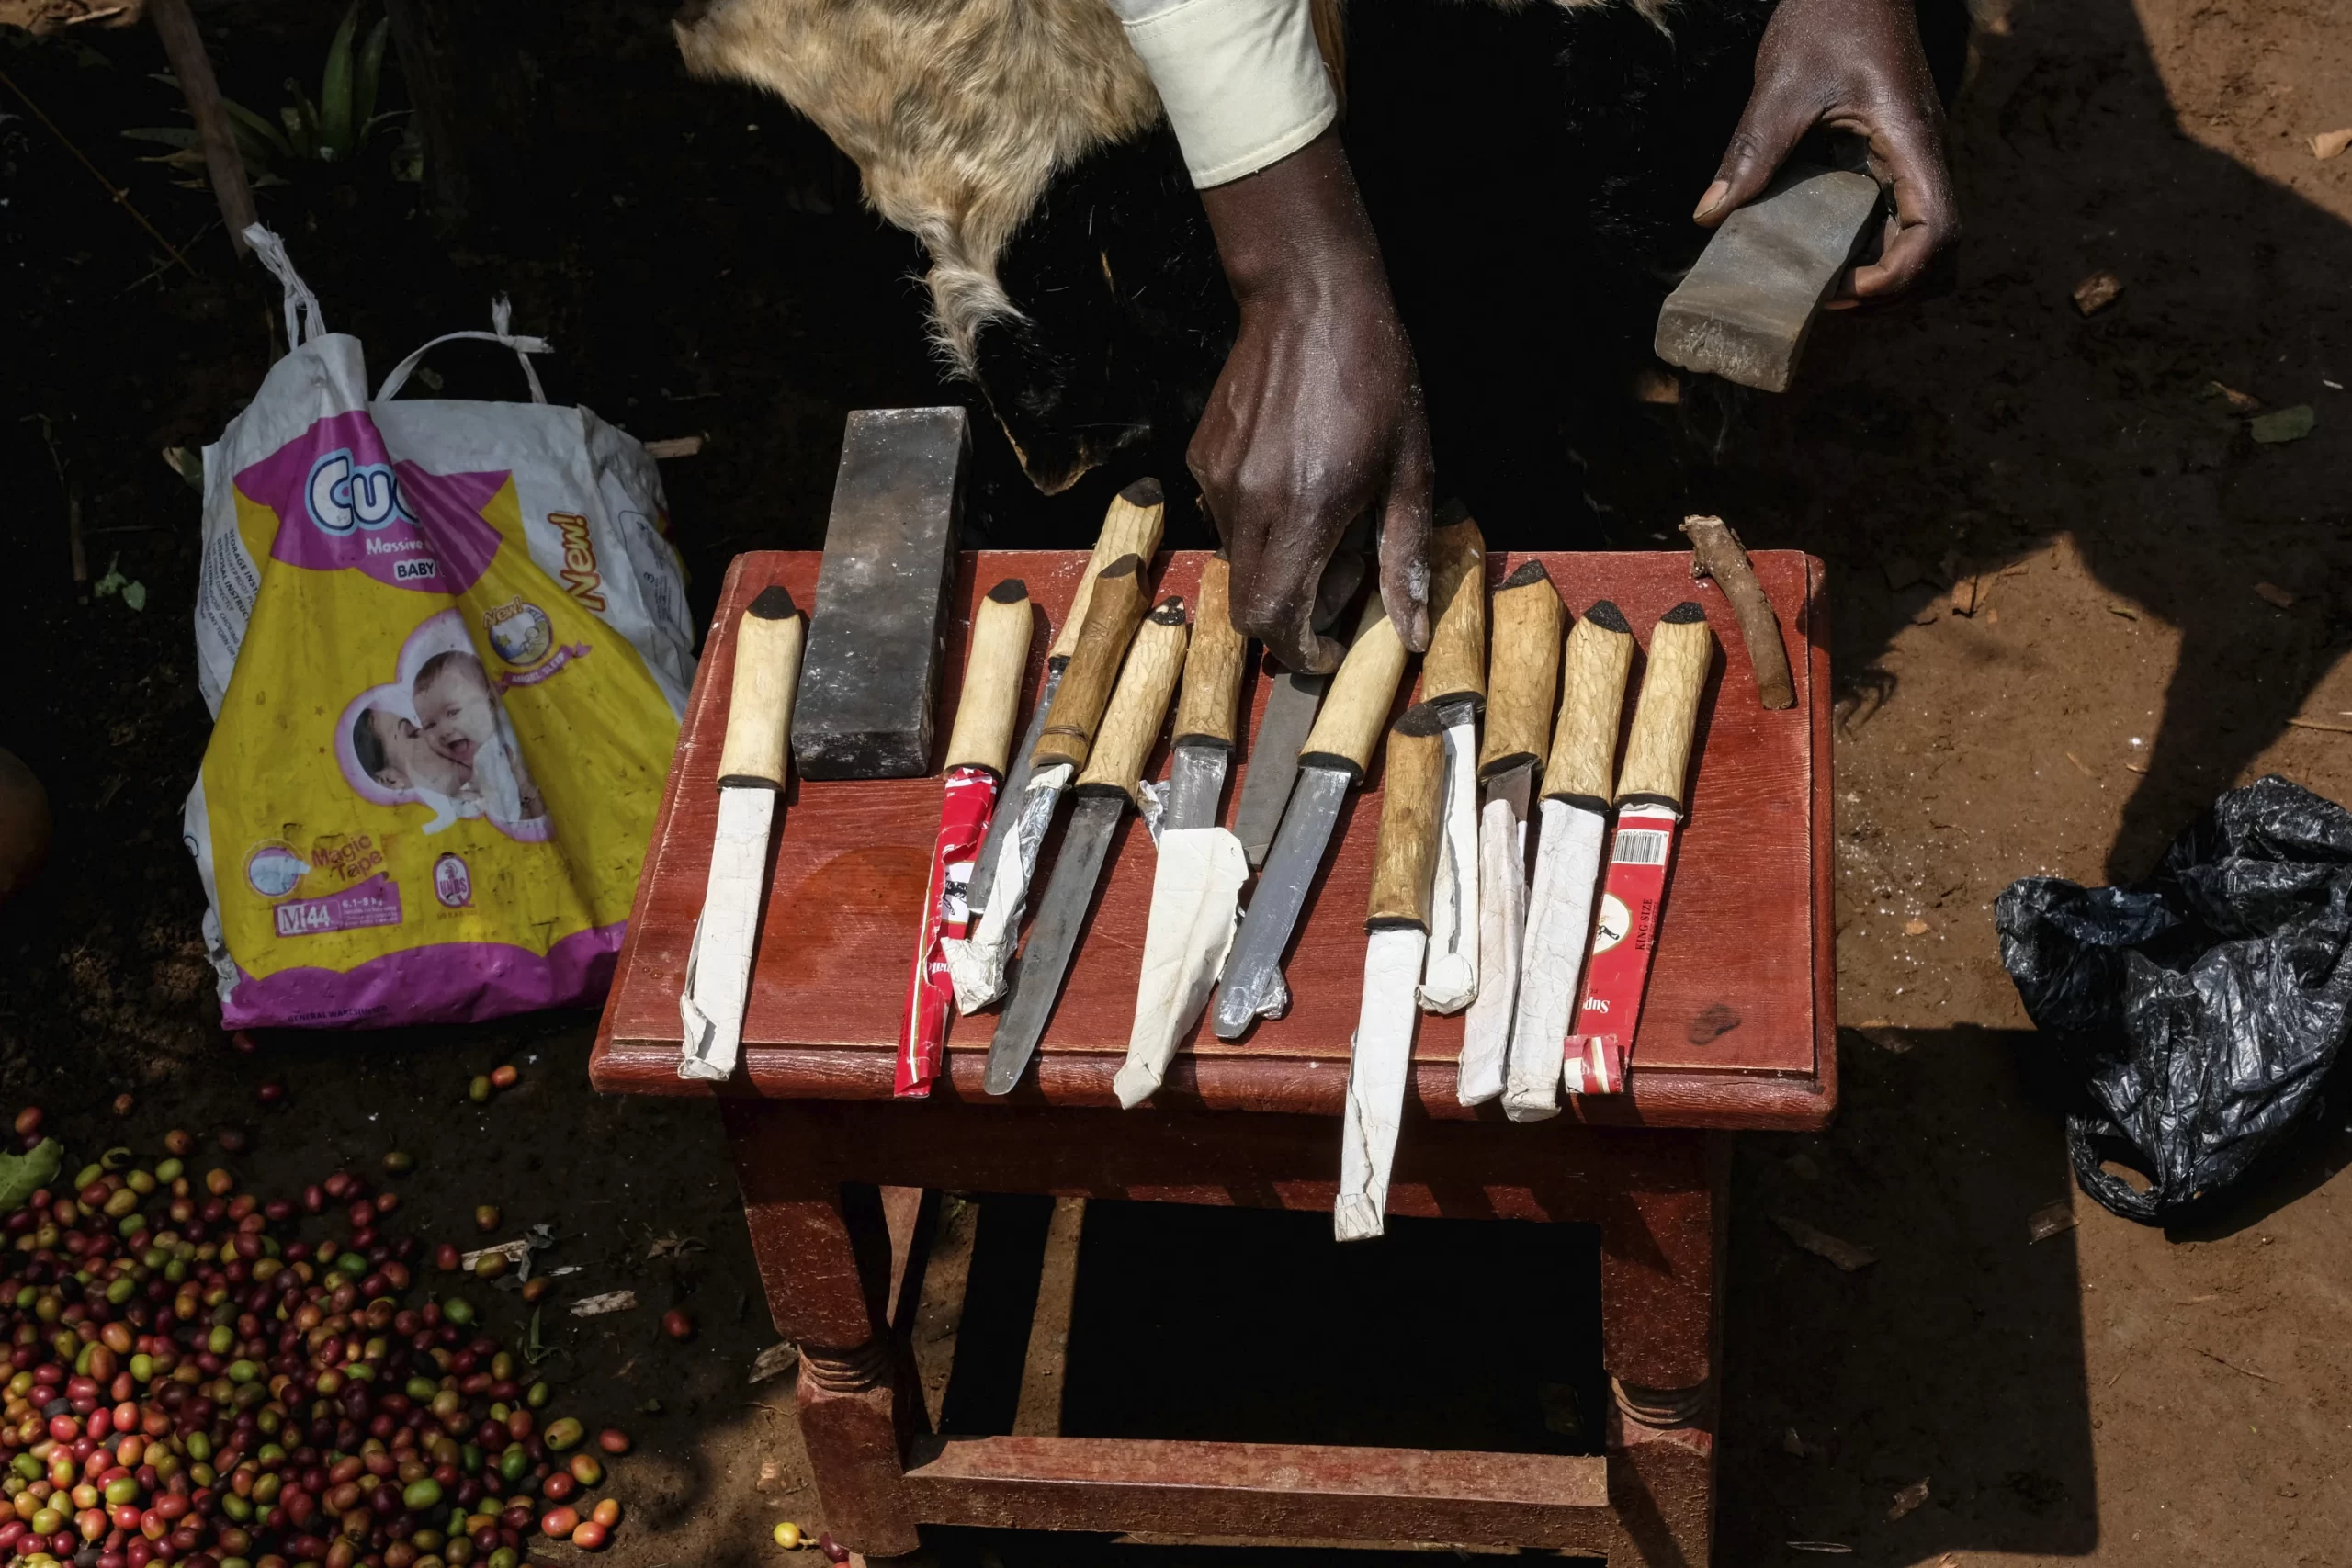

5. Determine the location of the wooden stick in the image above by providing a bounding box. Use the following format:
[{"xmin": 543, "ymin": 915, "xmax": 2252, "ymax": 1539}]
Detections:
[
  {"xmin": 1541, "ymin": 603, "xmax": 1635, "ymax": 806},
  {"xmin": 1077, "ymin": 598, "xmax": 1190, "ymax": 803},
  {"xmin": 1300, "ymin": 594, "xmax": 1411, "ymax": 781},
  {"xmin": 1170, "ymin": 556, "xmax": 1247, "ymax": 751},
  {"xmin": 717, "ymin": 587, "xmax": 808, "ymax": 789},
  {"xmin": 1479, "ymin": 561, "xmax": 1564, "ymax": 777},
  {"xmin": 1681, "ymin": 514, "xmax": 1793, "ymax": 710},
  {"xmin": 1366, "ymin": 704, "xmax": 1446, "ymax": 930},
  {"xmin": 0, "ymin": 64, "xmax": 195, "ymax": 273},
  {"xmin": 1615, "ymin": 604, "xmax": 1715, "ymax": 810},
  {"xmin": 1055, "ymin": 479, "xmax": 1165, "ymax": 663},
  {"xmin": 147, "ymin": 0, "xmax": 257, "ymax": 260},
  {"xmin": 1419, "ymin": 517, "xmax": 1487, "ymax": 708},
  {"xmin": 942, "ymin": 580, "xmax": 1035, "ymax": 776},
  {"xmin": 1033, "ymin": 556, "xmax": 1149, "ymax": 773}
]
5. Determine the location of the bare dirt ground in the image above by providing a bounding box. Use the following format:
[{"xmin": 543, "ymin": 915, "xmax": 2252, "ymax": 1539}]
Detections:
[{"xmin": 3, "ymin": 0, "xmax": 2350, "ymax": 1564}]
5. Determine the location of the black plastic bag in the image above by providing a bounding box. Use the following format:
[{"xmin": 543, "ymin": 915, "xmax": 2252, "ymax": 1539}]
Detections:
[{"xmin": 1996, "ymin": 775, "xmax": 2352, "ymax": 1223}]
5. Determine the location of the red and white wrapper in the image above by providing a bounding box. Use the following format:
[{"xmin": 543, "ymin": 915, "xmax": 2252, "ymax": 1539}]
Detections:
[
  {"xmin": 1566, "ymin": 803, "xmax": 1681, "ymax": 1097},
  {"xmin": 897, "ymin": 767, "xmax": 999, "ymax": 1098}
]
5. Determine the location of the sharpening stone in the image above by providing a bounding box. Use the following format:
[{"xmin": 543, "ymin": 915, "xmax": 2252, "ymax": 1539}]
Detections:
[
  {"xmin": 790, "ymin": 407, "xmax": 969, "ymax": 779},
  {"xmin": 1654, "ymin": 166, "xmax": 1882, "ymax": 394}
]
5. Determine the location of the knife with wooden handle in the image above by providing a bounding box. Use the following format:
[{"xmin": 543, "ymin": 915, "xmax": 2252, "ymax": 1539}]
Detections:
[
  {"xmin": 1566, "ymin": 601, "xmax": 1715, "ymax": 1095},
  {"xmin": 1417, "ymin": 517, "xmax": 1487, "ymax": 1014},
  {"xmin": 967, "ymin": 479, "xmax": 1166, "ymax": 917},
  {"xmin": 945, "ymin": 554, "xmax": 1152, "ymax": 1012},
  {"xmin": 1503, "ymin": 601, "xmax": 1634, "ymax": 1122},
  {"xmin": 1334, "ymin": 701, "xmax": 1446, "ymax": 1243},
  {"xmin": 1214, "ymin": 592, "xmax": 1414, "ymax": 1037},
  {"xmin": 1116, "ymin": 559, "xmax": 1250, "ymax": 1108},
  {"xmin": 985, "ymin": 596, "xmax": 1191, "ymax": 1095},
  {"xmin": 896, "ymin": 578, "xmax": 1035, "ymax": 1098},
  {"xmin": 1457, "ymin": 561, "xmax": 1564, "ymax": 1104},
  {"xmin": 679, "ymin": 585, "xmax": 808, "ymax": 1081}
]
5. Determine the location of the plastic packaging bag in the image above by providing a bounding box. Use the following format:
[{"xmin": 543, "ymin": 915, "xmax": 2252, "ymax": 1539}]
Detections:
[
  {"xmin": 182, "ymin": 227, "xmax": 695, "ymax": 1028},
  {"xmin": 1996, "ymin": 774, "xmax": 2352, "ymax": 1222}
]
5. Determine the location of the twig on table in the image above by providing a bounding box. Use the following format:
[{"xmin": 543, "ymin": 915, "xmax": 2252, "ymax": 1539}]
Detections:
[
  {"xmin": 2192, "ymin": 1346, "xmax": 2278, "ymax": 1383},
  {"xmin": 0, "ymin": 65, "xmax": 195, "ymax": 275}
]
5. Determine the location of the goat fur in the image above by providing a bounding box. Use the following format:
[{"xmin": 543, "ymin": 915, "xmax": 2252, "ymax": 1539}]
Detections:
[{"xmin": 676, "ymin": 0, "xmax": 1669, "ymax": 386}]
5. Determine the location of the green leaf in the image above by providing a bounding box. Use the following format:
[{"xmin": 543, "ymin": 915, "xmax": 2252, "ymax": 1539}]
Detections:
[
  {"xmin": 122, "ymin": 127, "xmax": 202, "ymax": 149},
  {"xmin": 123, "ymin": 582, "xmax": 148, "ymax": 613},
  {"xmin": 356, "ymin": 15, "xmax": 390, "ymax": 138},
  {"xmin": 321, "ymin": 3, "xmax": 360, "ymax": 160},
  {"xmin": 2250, "ymin": 404, "xmax": 2316, "ymax": 445},
  {"xmin": 0, "ymin": 1141, "xmax": 61, "ymax": 1214},
  {"xmin": 222, "ymin": 96, "xmax": 295, "ymax": 161}
]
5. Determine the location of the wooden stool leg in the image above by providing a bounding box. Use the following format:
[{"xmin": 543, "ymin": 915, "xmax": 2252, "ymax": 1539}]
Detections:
[
  {"xmin": 724, "ymin": 1100, "xmax": 922, "ymax": 1556},
  {"xmin": 1598, "ymin": 1131, "xmax": 1727, "ymax": 1567}
]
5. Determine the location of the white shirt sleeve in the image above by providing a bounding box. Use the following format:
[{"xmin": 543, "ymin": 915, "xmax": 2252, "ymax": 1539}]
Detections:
[{"xmin": 1105, "ymin": 0, "xmax": 1338, "ymax": 188}]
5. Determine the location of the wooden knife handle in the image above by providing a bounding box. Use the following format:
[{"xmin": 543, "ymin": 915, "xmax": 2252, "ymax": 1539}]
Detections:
[
  {"xmin": 1077, "ymin": 597, "xmax": 1190, "ymax": 801},
  {"xmin": 1615, "ymin": 602, "xmax": 1716, "ymax": 810},
  {"xmin": 1419, "ymin": 515, "xmax": 1487, "ymax": 709},
  {"xmin": 1170, "ymin": 555, "xmax": 1247, "ymax": 750},
  {"xmin": 1051, "ymin": 478, "xmax": 1165, "ymax": 663},
  {"xmin": 1478, "ymin": 560, "xmax": 1564, "ymax": 776},
  {"xmin": 1365, "ymin": 702, "xmax": 1447, "ymax": 931},
  {"xmin": 718, "ymin": 585, "xmax": 808, "ymax": 789},
  {"xmin": 1034, "ymin": 555, "xmax": 1149, "ymax": 773},
  {"xmin": 1299, "ymin": 593, "xmax": 1410, "ymax": 780},
  {"xmin": 943, "ymin": 578, "xmax": 1035, "ymax": 776},
  {"xmin": 1539, "ymin": 600, "xmax": 1635, "ymax": 807}
]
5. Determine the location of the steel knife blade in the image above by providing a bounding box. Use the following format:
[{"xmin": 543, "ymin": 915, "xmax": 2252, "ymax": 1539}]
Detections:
[
  {"xmin": 678, "ymin": 586, "xmax": 807, "ymax": 1082},
  {"xmin": 1232, "ymin": 660, "xmax": 1326, "ymax": 867},
  {"xmin": 1214, "ymin": 592, "xmax": 1412, "ymax": 1039},
  {"xmin": 983, "ymin": 596, "xmax": 1191, "ymax": 1095}
]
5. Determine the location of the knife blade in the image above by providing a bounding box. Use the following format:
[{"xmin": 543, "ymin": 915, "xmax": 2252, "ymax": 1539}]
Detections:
[
  {"xmin": 968, "ymin": 478, "xmax": 1166, "ymax": 918},
  {"xmin": 1416, "ymin": 516, "xmax": 1487, "ymax": 1014},
  {"xmin": 1116, "ymin": 557, "xmax": 1250, "ymax": 1108},
  {"xmin": 1566, "ymin": 601, "xmax": 1715, "ymax": 1096},
  {"xmin": 679, "ymin": 585, "xmax": 808, "ymax": 1082},
  {"xmin": 945, "ymin": 552, "xmax": 1153, "ymax": 1011},
  {"xmin": 1229, "ymin": 525, "xmax": 1370, "ymax": 867},
  {"xmin": 985, "ymin": 596, "xmax": 1191, "ymax": 1095},
  {"xmin": 1214, "ymin": 592, "xmax": 1413, "ymax": 1038},
  {"xmin": 1334, "ymin": 702, "xmax": 1446, "ymax": 1243},
  {"xmin": 896, "ymin": 577, "xmax": 1035, "ymax": 1099},
  {"xmin": 1457, "ymin": 561, "xmax": 1565, "ymax": 1104},
  {"xmin": 1501, "ymin": 600, "xmax": 1635, "ymax": 1122}
]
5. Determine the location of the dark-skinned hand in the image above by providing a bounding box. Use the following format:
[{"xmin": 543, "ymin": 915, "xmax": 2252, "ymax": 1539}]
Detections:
[
  {"xmin": 1192, "ymin": 130, "xmax": 1431, "ymax": 674},
  {"xmin": 1696, "ymin": 0, "xmax": 1959, "ymax": 301}
]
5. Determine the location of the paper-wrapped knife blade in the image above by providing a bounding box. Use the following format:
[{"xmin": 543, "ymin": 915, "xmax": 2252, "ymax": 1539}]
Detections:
[
  {"xmin": 1117, "ymin": 558, "xmax": 1249, "ymax": 1108},
  {"xmin": 679, "ymin": 586, "xmax": 807, "ymax": 1082},
  {"xmin": 1502, "ymin": 601, "xmax": 1634, "ymax": 1121},
  {"xmin": 1458, "ymin": 561, "xmax": 1564, "ymax": 1103},
  {"xmin": 1415, "ymin": 516, "xmax": 1487, "ymax": 1015},
  {"xmin": 1335, "ymin": 703, "xmax": 1446, "ymax": 1243}
]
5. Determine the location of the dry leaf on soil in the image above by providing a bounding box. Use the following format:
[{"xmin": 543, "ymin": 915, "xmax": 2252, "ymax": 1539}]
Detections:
[
  {"xmin": 2255, "ymin": 581, "xmax": 2298, "ymax": 609},
  {"xmin": 2072, "ymin": 269, "xmax": 2123, "ymax": 315},
  {"xmin": 1772, "ymin": 1216, "xmax": 1878, "ymax": 1271},
  {"xmin": 2311, "ymin": 128, "xmax": 2352, "ymax": 160},
  {"xmin": 1889, "ymin": 1478, "xmax": 1932, "ymax": 1520}
]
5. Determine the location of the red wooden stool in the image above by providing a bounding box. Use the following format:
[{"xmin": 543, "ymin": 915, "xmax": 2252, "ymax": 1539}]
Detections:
[{"xmin": 592, "ymin": 549, "xmax": 1835, "ymax": 1565}]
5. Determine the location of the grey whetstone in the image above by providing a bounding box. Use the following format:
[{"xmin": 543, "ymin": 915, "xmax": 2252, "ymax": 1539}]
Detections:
[
  {"xmin": 791, "ymin": 407, "xmax": 969, "ymax": 779},
  {"xmin": 1654, "ymin": 166, "xmax": 1882, "ymax": 394}
]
